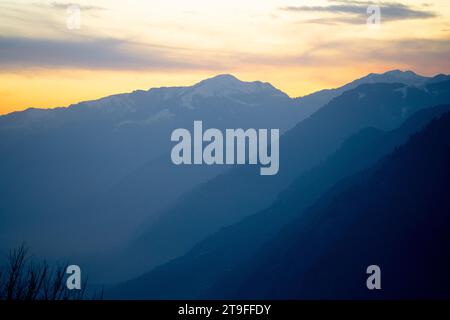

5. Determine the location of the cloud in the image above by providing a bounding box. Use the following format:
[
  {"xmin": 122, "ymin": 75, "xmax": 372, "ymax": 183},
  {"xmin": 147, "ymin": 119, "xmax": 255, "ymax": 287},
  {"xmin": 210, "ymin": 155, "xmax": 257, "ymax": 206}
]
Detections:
[
  {"xmin": 16, "ymin": 2, "xmax": 107, "ymax": 13},
  {"xmin": 0, "ymin": 34, "xmax": 278, "ymax": 73},
  {"xmin": 285, "ymin": 37, "xmax": 450, "ymax": 74},
  {"xmin": 281, "ymin": 1, "xmax": 437, "ymax": 24},
  {"xmin": 0, "ymin": 36, "xmax": 213, "ymax": 72},
  {"xmin": 368, "ymin": 38, "xmax": 450, "ymax": 70},
  {"xmin": 1, "ymin": 34, "xmax": 448, "ymax": 77},
  {"xmin": 49, "ymin": 2, "xmax": 106, "ymax": 11}
]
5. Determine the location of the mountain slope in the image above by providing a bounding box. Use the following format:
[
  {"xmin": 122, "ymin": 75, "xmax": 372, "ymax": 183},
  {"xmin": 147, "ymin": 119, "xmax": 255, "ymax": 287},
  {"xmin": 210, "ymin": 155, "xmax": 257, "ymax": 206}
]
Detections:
[
  {"xmin": 0, "ymin": 75, "xmax": 301, "ymax": 259},
  {"xmin": 107, "ymin": 103, "xmax": 450, "ymax": 299},
  {"xmin": 208, "ymin": 110, "xmax": 450, "ymax": 299},
  {"xmin": 120, "ymin": 79, "xmax": 450, "ymax": 280},
  {"xmin": 75, "ymin": 70, "xmax": 437, "ymax": 253},
  {"xmin": 1, "ymin": 71, "xmax": 447, "ymax": 281},
  {"xmin": 294, "ymin": 69, "xmax": 431, "ymax": 116}
]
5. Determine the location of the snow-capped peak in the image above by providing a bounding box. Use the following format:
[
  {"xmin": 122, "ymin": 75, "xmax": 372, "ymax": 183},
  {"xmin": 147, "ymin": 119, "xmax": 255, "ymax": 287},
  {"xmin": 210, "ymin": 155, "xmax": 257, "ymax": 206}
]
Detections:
[
  {"xmin": 178, "ymin": 74, "xmax": 285, "ymax": 108},
  {"xmin": 192, "ymin": 74, "xmax": 276, "ymax": 95}
]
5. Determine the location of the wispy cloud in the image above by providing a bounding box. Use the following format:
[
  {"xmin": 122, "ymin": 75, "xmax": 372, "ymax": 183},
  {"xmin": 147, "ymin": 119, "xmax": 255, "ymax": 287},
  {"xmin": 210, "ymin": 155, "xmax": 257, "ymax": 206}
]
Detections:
[
  {"xmin": 287, "ymin": 37, "xmax": 450, "ymax": 74},
  {"xmin": 48, "ymin": 2, "xmax": 106, "ymax": 11},
  {"xmin": 0, "ymin": 36, "xmax": 209, "ymax": 71},
  {"xmin": 281, "ymin": 1, "xmax": 437, "ymax": 24},
  {"xmin": 1, "ymin": 33, "xmax": 449, "ymax": 76}
]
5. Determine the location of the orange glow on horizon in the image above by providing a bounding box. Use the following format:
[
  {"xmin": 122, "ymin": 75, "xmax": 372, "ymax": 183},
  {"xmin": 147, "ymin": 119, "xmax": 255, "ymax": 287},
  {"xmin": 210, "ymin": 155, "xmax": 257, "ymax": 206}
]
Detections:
[{"xmin": 1, "ymin": 0, "xmax": 449, "ymax": 115}]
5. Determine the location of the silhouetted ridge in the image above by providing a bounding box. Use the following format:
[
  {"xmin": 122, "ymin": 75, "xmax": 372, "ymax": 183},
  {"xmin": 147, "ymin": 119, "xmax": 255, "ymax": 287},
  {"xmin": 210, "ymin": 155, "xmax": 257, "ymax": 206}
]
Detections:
[{"xmin": 206, "ymin": 110, "xmax": 450, "ymax": 299}]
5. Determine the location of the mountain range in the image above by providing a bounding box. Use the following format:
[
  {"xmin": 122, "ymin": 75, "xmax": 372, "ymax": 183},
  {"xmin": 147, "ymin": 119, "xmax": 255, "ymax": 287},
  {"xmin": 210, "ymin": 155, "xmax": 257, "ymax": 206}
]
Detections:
[
  {"xmin": 113, "ymin": 75, "xmax": 450, "ymax": 281},
  {"xmin": 1, "ymin": 70, "xmax": 450, "ymax": 296},
  {"xmin": 107, "ymin": 102, "xmax": 450, "ymax": 298},
  {"xmin": 206, "ymin": 109, "xmax": 450, "ymax": 299},
  {"xmin": 0, "ymin": 74, "xmax": 302, "ymax": 258}
]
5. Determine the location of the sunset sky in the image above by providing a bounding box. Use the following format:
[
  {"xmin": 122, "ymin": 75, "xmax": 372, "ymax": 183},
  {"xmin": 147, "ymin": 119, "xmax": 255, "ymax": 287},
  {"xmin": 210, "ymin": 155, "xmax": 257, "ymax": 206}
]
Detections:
[{"xmin": 0, "ymin": 0, "xmax": 449, "ymax": 115}]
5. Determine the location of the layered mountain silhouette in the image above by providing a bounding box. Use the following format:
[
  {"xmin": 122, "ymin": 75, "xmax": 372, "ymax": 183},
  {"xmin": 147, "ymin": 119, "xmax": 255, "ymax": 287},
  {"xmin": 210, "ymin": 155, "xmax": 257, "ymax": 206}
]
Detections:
[
  {"xmin": 205, "ymin": 109, "xmax": 450, "ymax": 299},
  {"xmin": 107, "ymin": 103, "xmax": 450, "ymax": 299},
  {"xmin": 294, "ymin": 69, "xmax": 432, "ymax": 113},
  {"xmin": 117, "ymin": 77, "xmax": 450, "ymax": 281},
  {"xmin": 0, "ymin": 75, "xmax": 302, "ymax": 258},
  {"xmin": 1, "ymin": 70, "xmax": 449, "ymax": 292}
]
